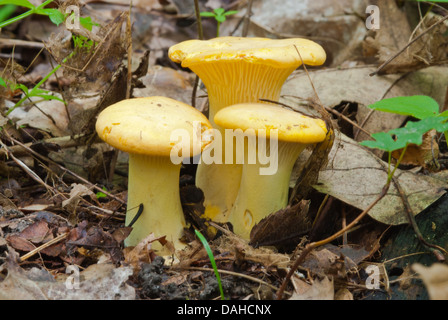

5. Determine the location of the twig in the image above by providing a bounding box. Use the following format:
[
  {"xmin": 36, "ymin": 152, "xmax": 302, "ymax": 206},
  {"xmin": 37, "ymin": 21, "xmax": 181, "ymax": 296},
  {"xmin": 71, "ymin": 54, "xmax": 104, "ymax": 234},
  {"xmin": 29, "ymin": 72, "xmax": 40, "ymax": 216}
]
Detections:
[
  {"xmin": 5, "ymin": 136, "xmax": 125, "ymax": 205},
  {"xmin": 0, "ymin": 134, "xmax": 87, "ymax": 157},
  {"xmin": 193, "ymin": 0, "xmax": 204, "ymax": 41},
  {"xmin": 0, "ymin": 136, "xmax": 61, "ymax": 196},
  {"xmin": 390, "ymin": 173, "xmax": 447, "ymax": 261},
  {"xmin": 126, "ymin": 4, "xmax": 133, "ymax": 100},
  {"xmin": 242, "ymin": 0, "xmax": 254, "ymax": 37},
  {"xmin": 185, "ymin": 266, "xmax": 291, "ymax": 296},
  {"xmin": 19, "ymin": 232, "xmax": 69, "ymax": 262},
  {"xmin": 276, "ymin": 182, "xmax": 390, "ymax": 299},
  {"xmin": 370, "ymin": 14, "xmax": 448, "ymax": 76},
  {"xmin": 191, "ymin": 0, "xmax": 204, "ymax": 108},
  {"xmin": 0, "ymin": 39, "xmax": 45, "ymax": 49},
  {"xmin": 324, "ymin": 105, "xmax": 371, "ymax": 137}
]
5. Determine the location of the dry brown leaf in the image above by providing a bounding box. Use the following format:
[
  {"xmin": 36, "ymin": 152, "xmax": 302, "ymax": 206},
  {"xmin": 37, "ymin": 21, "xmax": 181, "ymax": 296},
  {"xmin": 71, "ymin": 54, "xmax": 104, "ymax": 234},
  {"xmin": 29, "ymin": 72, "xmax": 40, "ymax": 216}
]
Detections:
[
  {"xmin": 334, "ymin": 288, "xmax": 354, "ymax": 300},
  {"xmin": 0, "ymin": 256, "xmax": 135, "ymax": 300},
  {"xmin": 282, "ymin": 66, "xmax": 448, "ymax": 146},
  {"xmin": 363, "ymin": 0, "xmax": 447, "ymax": 74},
  {"xmin": 16, "ymin": 219, "xmax": 52, "ymax": 244},
  {"xmin": 412, "ymin": 263, "xmax": 448, "ymax": 300},
  {"xmin": 289, "ymin": 276, "xmax": 334, "ymax": 300},
  {"xmin": 391, "ymin": 130, "xmax": 439, "ymax": 170},
  {"xmin": 6, "ymin": 235, "xmax": 36, "ymax": 253},
  {"xmin": 313, "ymin": 133, "xmax": 446, "ymax": 225},
  {"xmin": 123, "ymin": 233, "xmax": 172, "ymax": 272},
  {"xmin": 249, "ymin": 200, "xmax": 310, "ymax": 248}
]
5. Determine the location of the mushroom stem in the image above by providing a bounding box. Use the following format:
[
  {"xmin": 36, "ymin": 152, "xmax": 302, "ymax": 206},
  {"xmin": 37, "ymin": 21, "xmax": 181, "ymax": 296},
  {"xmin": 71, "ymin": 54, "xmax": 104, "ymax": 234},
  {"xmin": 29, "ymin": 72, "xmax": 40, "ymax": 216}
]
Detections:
[
  {"xmin": 228, "ymin": 138, "xmax": 306, "ymax": 240},
  {"xmin": 194, "ymin": 63, "xmax": 297, "ymax": 222},
  {"xmin": 125, "ymin": 153, "xmax": 186, "ymax": 252}
]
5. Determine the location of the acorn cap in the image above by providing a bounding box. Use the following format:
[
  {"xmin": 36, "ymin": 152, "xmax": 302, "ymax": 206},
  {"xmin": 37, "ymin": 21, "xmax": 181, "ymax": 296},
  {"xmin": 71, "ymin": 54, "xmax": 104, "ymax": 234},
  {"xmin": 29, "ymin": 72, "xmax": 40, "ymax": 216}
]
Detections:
[
  {"xmin": 168, "ymin": 36, "xmax": 326, "ymax": 69},
  {"xmin": 214, "ymin": 103, "xmax": 328, "ymax": 144},
  {"xmin": 96, "ymin": 96, "xmax": 212, "ymax": 156}
]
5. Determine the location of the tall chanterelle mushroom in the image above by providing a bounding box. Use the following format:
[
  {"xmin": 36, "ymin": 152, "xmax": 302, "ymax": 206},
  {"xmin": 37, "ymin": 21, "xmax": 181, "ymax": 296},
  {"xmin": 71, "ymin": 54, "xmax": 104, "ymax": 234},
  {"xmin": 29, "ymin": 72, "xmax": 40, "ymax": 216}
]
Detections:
[
  {"xmin": 168, "ymin": 36, "xmax": 326, "ymax": 222},
  {"xmin": 214, "ymin": 103, "xmax": 328, "ymax": 240},
  {"xmin": 95, "ymin": 96, "xmax": 212, "ymax": 252}
]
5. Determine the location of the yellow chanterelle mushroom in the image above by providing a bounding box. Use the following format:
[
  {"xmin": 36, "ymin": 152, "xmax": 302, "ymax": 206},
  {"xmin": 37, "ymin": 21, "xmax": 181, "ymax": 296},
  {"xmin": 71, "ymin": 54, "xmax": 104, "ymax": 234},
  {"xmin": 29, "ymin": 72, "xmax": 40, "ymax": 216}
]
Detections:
[{"xmin": 168, "ymin": 36, "xmax": 326, "ymax": 223}]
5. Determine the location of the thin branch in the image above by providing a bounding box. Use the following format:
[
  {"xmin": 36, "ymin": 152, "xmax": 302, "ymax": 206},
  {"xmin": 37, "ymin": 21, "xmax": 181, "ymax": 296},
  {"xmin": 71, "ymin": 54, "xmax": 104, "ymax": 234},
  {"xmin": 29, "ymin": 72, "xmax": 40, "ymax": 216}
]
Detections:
[
  {"xmin": 370, "ymin": 14, "xmax": 448, "ymax": 76},
  {"xmin": 4, "ymin": 136, "xmax": 126, "ymax": 205},
  {"xmin": 276, "ymin": 182, "xmax": 390, "ymax": 299},
  {"xmin": 242, "ymin": 0, "xmax": 254, "ymax": 37}
]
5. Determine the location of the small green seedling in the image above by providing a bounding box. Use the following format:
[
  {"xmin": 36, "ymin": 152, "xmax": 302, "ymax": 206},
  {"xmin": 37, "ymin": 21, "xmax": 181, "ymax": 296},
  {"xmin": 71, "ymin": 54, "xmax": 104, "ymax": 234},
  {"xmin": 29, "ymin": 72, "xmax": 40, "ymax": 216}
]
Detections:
[
  {"xmin": 366, "ymin": 95, "xmax": 448, "ymax": 148},
  {"xmin": 0, "ymin": 0, "xmax": 57, "ymax": 28},
  {"xmin": 194, "ymin": 229, "xmax": 225, "ymax": 300},
  {"xmin": 200, "ymin": 7, "xmax": 238, "ymax": 37},
  {"xmin": 96, "ymin": 187, "xmax": 108, "ymax": 199},
  {"xmin": 0, "ymin": 1, "xmax": 99, "ymax": 115},
  {"xmin": 360, "ymin": 95, "xmax": 448, "ymax": 181}
]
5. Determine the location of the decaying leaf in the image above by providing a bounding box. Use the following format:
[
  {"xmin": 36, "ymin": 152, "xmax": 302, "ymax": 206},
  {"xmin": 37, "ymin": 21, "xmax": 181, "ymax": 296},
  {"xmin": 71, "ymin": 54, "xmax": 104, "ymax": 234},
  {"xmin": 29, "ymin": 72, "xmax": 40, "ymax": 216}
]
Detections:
[
  {"xmin": 391, "ymin": 130, "xmax": 440, "ymax": 170},
  {"xmin": 62, "ymin": 183, "xmax": 96, "ymax": 210},
  {"xmin": 0, "ymin": 255, "xmax": 135, "ymax": 300},
  {"xmin": 249, "ymin": 200, "xmax": 311, "ymax": 248},
  {"xmin": 289, "ymin": 276, "xmax": 334, "ymax": 300},
  {"xmin": 313, "ymin": 133, "xmax": 446, "ymax": 225},
  {"xmin": 281, "ymin": 66, "xmax": 448, "ymax": 145},
  {"xmin": 412, "ymin": 263, "xmax": 448, "ymax": 300},
  {"xmin": 363, "ymin": 0, "xmax": 447, "ymax": 75},
  {"xmin": 123, "ymin": 233, "xmax": 172, "ymax": 273}
]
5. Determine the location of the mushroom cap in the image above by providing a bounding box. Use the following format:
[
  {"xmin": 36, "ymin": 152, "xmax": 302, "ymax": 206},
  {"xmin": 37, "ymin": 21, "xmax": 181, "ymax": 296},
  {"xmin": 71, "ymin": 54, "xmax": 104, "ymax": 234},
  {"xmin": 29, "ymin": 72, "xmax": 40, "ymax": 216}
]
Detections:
[
  {"xmin": 168, "ymin": 36, "xmax": 326, "ymax": 69},
  {"xmin": 96, "ymin": 96, "xmax": 213, "ymax": 156},
  {"xmin": 214, "ymin": 103, "xmax": 328, "ymax": 144}
]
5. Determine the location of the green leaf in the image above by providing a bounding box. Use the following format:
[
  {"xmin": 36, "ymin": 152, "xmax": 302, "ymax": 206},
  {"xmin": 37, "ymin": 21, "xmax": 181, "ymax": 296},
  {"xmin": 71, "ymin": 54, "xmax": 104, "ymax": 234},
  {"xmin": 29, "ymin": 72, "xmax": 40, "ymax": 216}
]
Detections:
[
  {"xmin": 368, "ymin": 95, "xmax": 440, "ymax": 120},
  {"xmin": 360, "ymin": 131, "xmax": 407, "ymax": 152},
  {"xmin": 0, "ymin": 0, "xmax": 34, "ymax": 9},
  {"xmin": 223, "ymin": 10, "xmax": 238, "ymax": 16},
  {"xmin": 16, "ymin": 83, "xmax": 29, "ymax": 95},
  {"xmin": 96, "ymin": 191, "xmax": 107, "ymax": 199},
  {"xmin": 390, "ymin": 126, "xmax": 425, "ymax": 147},
  {"xmin": 390, "ymin": 116, "xmax": 448, "ymax": 140},
  {"xmin": 80, "ymin": 16, "xmax": 99, "ymax": 31},
  {"xmin": 46, "ymin": 8, "xmax": 64, "ymax": 25},
  {"xmin": 28, "ymin": 87, "xmax": 65, "ymax": 103},
  {"xmin": 213, "ymin": 7, "xmax": 225, "ymax": 16},
  {"xmin": 0, "ymin": 4, "xmax": 18, "ymax": 22},
  {"xmin": 0, "ymin": 77, "xmax": 6, "ymax": 87},
  {"xmin": 200, "ymin": 11, "xmax": 216, "ymax": 17},
  {"xmin": 215, "ymin": 15, "xmax": 226, "ymax": 23}
]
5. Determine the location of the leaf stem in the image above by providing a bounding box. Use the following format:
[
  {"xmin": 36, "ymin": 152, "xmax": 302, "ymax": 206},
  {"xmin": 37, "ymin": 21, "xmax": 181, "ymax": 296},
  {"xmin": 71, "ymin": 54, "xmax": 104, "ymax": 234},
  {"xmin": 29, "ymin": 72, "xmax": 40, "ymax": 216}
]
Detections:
[{"xmin": 387, "ymin": 144, "xmax": 407, "ymax": 183}]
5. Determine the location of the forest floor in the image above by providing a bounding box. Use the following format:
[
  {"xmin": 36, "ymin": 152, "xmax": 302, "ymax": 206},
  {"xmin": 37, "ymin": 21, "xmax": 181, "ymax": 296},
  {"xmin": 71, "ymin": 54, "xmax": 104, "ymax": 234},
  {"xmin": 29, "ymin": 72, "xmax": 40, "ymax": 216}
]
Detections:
[{"xmin": 0, "ymin": 0, "xmax": 448, "ymax": 301}]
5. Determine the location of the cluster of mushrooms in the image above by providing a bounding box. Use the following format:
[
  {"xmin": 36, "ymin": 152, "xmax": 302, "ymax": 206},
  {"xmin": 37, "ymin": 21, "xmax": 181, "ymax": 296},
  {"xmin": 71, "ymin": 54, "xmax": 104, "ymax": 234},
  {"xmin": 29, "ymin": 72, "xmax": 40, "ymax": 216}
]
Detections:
[{"xmin": 95, "ymin": 37, "xmax": 328, "ymax": 255}]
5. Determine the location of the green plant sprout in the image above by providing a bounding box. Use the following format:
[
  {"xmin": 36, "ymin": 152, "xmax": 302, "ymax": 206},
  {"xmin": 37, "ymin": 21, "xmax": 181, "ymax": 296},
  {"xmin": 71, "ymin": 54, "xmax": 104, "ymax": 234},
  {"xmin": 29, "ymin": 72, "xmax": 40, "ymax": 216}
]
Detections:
[
  {"xmin": 359, "ymin": 95, "xmax": 448, "ymax": 261},
  {"xmin": 365, "ymin": 95, "xmax": 448, "ymax": 148},
  {"xmin": 194, "ymin": 229, "xmax": 225, "ymax": 300},
  {"xmin": 360, "ymin": 95, "xmax": 448, "ymax": 181},
  {"xmin": 200, "ymin": 7, "xmax": 238, "ymax": 37},
  {"xmin": 0, "ymin": 0, "xmax": 58, "ymax": 28},
  {"xmin": 96, "ymin": 186, "xmax": 108, "ymax": 199},
  {"xmin": 0, "ymin": 1, "xmax": 99, "ymax": 115}
]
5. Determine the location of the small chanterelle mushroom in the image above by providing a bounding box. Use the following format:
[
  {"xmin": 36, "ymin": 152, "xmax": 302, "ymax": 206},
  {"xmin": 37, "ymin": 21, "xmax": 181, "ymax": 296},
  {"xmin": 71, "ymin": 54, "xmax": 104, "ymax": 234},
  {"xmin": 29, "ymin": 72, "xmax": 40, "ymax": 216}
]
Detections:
[
  {"xmin": 168, "ymin": 36, "xmax": 326, "ymax": 223},
  {"xmin": 95, "ymin": 96, "xmax": 213, "ymax": 252},
  {"xmin": 214, "ymin": 103, "xmax": 328, "ymax": 240}
]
